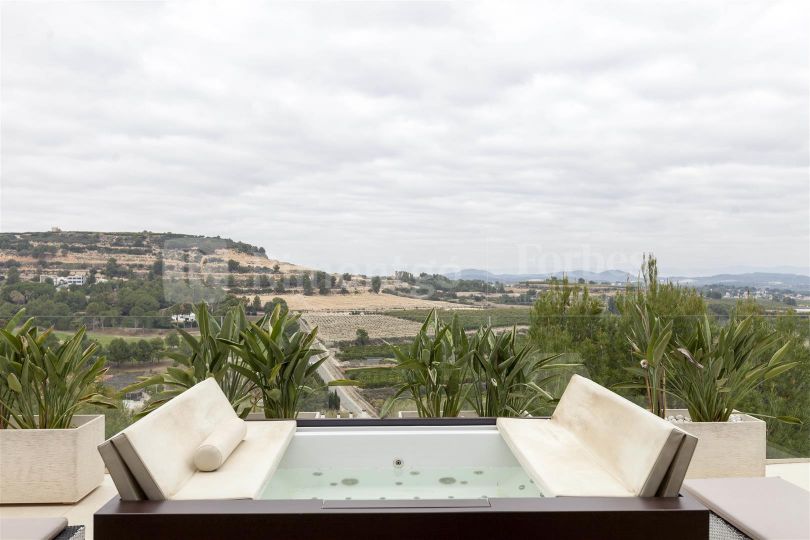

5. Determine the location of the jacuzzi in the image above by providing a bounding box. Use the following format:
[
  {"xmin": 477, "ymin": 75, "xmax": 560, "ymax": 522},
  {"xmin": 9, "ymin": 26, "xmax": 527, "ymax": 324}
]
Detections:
[
  {"xmin": 259, "ymin": 424, "xmax": 543, "ymax": 501},
  {"xmin": 95, "ymin": 419, "xmax": 709, "ymax": 540}
]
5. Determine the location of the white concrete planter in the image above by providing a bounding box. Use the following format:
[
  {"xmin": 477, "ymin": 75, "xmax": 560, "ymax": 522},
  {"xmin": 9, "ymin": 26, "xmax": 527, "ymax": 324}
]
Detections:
[
  {"xmin": 0, "ymin": 414, "xmax": 105, "ymax": 503},
  {"xmin": 668, "ymin": 409, "xmax": 765, "ymax": 479}
]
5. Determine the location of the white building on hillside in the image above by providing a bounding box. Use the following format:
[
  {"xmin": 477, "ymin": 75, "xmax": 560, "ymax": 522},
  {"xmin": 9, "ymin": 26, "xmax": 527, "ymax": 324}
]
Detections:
[{"xmin": 40, "ymin": 274, "xmax": 87, "ymax": 287}]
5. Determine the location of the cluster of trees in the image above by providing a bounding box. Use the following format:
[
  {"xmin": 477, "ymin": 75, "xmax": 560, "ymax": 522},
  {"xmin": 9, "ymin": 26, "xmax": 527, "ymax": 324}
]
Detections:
[
  {"xmin": 106, "ymin": 335, "xmax": 177, "ymax": 365},
  {"xmin": 527, "ymin": 256, "xmax": 810, "ymax": 456}
]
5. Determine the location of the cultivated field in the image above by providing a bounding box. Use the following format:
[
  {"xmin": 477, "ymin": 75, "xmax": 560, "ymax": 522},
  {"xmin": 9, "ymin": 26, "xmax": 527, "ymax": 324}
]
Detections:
[
  {"xmin": 262, "ymin": 292, "xmax": 460, "ymax": 312},
  {"xmin": 301, "ymin": 313, "xmax": 423, "ymax": 342}
]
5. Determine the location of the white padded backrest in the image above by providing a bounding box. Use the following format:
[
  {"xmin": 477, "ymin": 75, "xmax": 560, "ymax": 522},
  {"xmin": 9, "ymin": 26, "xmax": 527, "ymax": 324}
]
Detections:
[
  {"xmin": 553, "ymin": 375, "xmax": 684, "ymax": 497},
  {"xmin": 114, "ymin": 378, "xmax": 237, "ymax": 499}
]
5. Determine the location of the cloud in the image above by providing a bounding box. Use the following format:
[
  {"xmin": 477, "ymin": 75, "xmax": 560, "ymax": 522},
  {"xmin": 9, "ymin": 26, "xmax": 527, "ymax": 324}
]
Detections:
[{"xmin": 1, "ymin": 0, "xmax": 808, "ymax": 276}]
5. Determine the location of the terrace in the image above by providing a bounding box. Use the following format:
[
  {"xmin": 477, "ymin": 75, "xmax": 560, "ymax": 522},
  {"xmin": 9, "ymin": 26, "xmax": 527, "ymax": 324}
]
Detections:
[{"xmin": 1, "ymin": 302, "xmax": 809, "ymax": 540}]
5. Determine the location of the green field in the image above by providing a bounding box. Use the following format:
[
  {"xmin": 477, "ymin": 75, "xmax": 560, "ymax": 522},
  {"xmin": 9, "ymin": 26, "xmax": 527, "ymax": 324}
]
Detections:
[
  {"xmin": 345, "ymin": 366, "xmax": 401, "ymax": 388},
  {"xmin": 51, "ymin": 330, "xmax": 165, "ymax": 346},
  {"xmin": 335, "ymin": 342, "xmax": 406, "ymax": 361},
  {"xmin": 384, "ymin": 308, "xmax": 531, "ymax": 329}
]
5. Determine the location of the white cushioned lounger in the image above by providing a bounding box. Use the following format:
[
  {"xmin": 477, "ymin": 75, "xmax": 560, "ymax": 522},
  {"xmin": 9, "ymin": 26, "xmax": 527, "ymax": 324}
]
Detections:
[
  {"xmin": 498, "ymin": 374, "xmax": 695, "ymax": 498},
  {"xmin": 101, "ymin": 378, "xmax": 295, "ymax": 501}
]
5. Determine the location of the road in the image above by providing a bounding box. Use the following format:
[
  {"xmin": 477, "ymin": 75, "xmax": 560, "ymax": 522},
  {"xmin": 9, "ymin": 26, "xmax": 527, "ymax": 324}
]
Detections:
[{"xmin": 301, "ymin": 319, "xmax": 379, "ymax": 418}]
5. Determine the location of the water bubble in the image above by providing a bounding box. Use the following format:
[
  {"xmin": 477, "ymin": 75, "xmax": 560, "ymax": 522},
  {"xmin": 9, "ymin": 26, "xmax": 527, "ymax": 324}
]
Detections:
[
  {"xmin": 379, "ymin": 497, "xmax": 386, "ymax": 500},
  {"xmin": 414, "ymin": 496, "xmax": 420, "ymax": 500},
  {"xmin": 312, "ymin": 472, "xmax": 323, "ymax": 476},
  {"xmin": 439, "ymin": 477, "xmax": 456, "ymax": 485},
  {"xmin": 341, "ymin": 478, "xmax": 359, "ymax": 486},
  {"xmin": 330, "ymin": 482, "xmax": 337, "ymax": 486},
  {"xmin": 345, "ymin": 497, "xmax": 352, "ymax": 500},
  {"xmin": 395, "ymin": 481, "xmax": 403, "ymax": 486},
  {"xmin": 474, "ymin": 470, "xmax": 484, "ymax": 475},
  {"xmin": 410, "ymin": 471, "xmax": 420, "ymax": 476},
  {"xmin": 518, "ymin": 485, "xmax": 525, "ymax": 490},
  {"xmin": 460, "ymin": 480, "xmax": 468, "ymax": 485}
]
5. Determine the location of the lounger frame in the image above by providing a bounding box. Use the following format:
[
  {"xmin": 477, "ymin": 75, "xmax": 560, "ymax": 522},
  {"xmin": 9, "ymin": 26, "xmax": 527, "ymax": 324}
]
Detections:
[{"xmin": 95, "ymin": 418, "xmax": 709, "ymax": 540}]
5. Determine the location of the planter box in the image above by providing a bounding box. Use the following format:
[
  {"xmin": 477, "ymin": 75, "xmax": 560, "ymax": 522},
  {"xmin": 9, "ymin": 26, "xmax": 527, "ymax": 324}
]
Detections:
[
  {"xmin": 668, "ymin": 409, "xmax": 765, "ymax": 479},
  {"xmin": 0, "ymin": 414, "xmax": 105, "ymax": 504}
]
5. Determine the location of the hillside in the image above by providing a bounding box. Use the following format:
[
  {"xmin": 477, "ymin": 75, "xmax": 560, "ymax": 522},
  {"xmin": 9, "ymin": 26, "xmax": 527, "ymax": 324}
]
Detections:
[
  {"xmin": 446, "ymin": 268, "xmax": 810, "ymax": 292},
  {"xmin": 0, "ymin": 231, "xmax": 305, "ymax": 281}
]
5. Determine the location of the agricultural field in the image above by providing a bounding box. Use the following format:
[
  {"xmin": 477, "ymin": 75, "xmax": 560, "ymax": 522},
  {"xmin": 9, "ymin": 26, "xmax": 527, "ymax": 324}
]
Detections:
[
  {"xmin": 301, "ymin": 313, "xmax": 423, "ymax": 342},
  {"xmin": 262, "ymin": 292, "xmax": 460, "ymax": 312},
  {"xmin": 335, "ymin": 341, "xmax": 408, "ymax": 362},
  {"xmin": 384, "ymin": 307, "xmax": 531, "ymax": 330},
  {"xmin": 52, "ymin": 328, "xmax": 178, "ymax": 346},
  {"xmin": 344, "ymin": 366, "xmax": 401, "ymax": 389}
]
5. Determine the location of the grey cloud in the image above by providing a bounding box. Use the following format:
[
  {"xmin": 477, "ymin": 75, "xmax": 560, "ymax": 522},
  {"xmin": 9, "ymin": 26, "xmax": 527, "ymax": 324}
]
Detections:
[{"xmin": 1, "ymin": 1, "xmax": 808, "ymax": 276}]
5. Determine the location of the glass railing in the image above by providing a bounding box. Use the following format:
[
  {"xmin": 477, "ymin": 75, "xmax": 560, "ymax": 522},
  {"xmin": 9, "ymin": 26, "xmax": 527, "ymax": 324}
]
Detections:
[{"xmin": 2, "ymin": 308, "xmax": 808, "ymax": 459}]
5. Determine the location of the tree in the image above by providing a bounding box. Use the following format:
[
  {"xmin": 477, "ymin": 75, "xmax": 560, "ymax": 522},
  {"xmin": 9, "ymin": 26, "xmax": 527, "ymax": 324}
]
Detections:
[
  {"xmin": 302, "ymin": 274, "xmax": 313, "ymax": 295},
  {"xmin": 251, "ymin": 295, "xmax": 262, "ymax": 314},
  {"xmin": 108, "ymin": 338, "xmax": 131, "ymax": 365},
  {"xmin": 227, "ymin": 259, "xmax": 240, "ymax": 273},
  {"xmin": 371, "ymin": 276, "xmax": 382, "ymax": 294},
  {"xmin": 5, "ymin": 267, "xmax": 20, "ymax": 285},
  {"xmin": 263, "ymin": 297, "xmax": 289, "ymax": 316},
  {"xmin": 149, "ymin": 337, "xmax": 164, "ymax": 362},
  {"xmin": 259, "ymin": 274, "xmax": 271, "ymax": 288},
  {"xmin": 288, "ymin": 274, "xmax": 298, "ymax": 288},
  {"xmin": 342, "ymin": 273, "xmax": 352, "ymax": 282},
  {"xmin": 152, "ymin": 258, "xmax": 164, "ymax": 277},
  {"xmin": 226, "ymin": 275, "xmax": 236, "ymax": 288},
  {"xmin": 105, "ymin": 258, "xmax": 122, "ymax": 278},
  {"xmin": 134, "ymin": 339, "xmax": 152, "ymax": 363},
  {"xmin": 274, "ymin": 281, "xmax": 286, "ymax": 294},
  {"xmin": 328, "ymin": 390, "xmax": 341, "ymax": 411},
  {"xmin": 165, "ymin": 332, "xmax": 180, "ymax": 348},
  {"xmin": 355, "ymin": 328, "xmax": 370, "ymax": 346},
  {"xmin": 272, "ymin": 264, "xmax": 280, "ymax": 274}
]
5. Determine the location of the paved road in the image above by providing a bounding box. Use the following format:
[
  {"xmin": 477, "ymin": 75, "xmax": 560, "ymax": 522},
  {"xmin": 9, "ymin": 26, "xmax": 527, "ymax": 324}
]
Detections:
[{"xmin": 301, "ymin": 320, "xmax": 379, "ymax": 418}]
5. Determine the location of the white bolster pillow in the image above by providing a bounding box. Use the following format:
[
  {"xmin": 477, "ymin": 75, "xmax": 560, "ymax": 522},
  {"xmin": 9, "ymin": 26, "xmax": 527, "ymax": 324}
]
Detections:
[{"xmin": 193, "ymin": 417, "xmax": 247, "ymax": 472}]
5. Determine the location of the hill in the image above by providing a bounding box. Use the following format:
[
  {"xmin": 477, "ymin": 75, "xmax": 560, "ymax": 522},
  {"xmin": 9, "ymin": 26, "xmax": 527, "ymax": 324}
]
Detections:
[{"xmin": 445, "ymin": 268, "xmax": 810, "ymax": 292}]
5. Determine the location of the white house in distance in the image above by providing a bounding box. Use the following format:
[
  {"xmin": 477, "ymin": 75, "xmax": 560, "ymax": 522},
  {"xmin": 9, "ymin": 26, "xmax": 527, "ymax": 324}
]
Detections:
[
  {"xmin": 171, "ymin": 312, "xmax": 196, "ymax": 324},
  {"xmin": 40, "ymin": 274, "xmax": 87, "ymax": 287}
]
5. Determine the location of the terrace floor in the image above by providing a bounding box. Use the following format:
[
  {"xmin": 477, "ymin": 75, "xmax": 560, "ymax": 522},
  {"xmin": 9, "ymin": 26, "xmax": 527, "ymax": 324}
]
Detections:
[{"xmin": 0, "ymin": 462, "xmax": 807, "ymax": 540}]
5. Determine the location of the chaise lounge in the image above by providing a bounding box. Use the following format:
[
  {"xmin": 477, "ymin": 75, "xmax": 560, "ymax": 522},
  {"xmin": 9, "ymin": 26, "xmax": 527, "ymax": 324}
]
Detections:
[{"xmin": 98, "ymin": 378, "xmax": 295, "ymax": 501}]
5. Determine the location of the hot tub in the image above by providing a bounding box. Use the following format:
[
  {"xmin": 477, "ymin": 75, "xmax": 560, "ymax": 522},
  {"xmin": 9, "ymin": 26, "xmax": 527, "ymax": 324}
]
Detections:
[
  {"xmin": 259, "ymin": 424, "xmax": 543, "ymax": 501},
  {"xmin": 95, "ymin": 419, "xmax": 709, "ymax": 540}
]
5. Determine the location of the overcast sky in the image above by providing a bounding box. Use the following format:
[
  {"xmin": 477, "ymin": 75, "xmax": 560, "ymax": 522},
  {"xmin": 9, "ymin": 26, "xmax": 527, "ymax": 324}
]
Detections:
[{"xmin": 1, "ymin": 1, "xmax": 808, "ymax": 276}]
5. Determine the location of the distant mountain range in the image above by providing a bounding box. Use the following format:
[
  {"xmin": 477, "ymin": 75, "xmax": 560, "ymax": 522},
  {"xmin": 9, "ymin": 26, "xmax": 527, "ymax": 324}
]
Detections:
[{"xmin": 444, "ymin": 269, "xmax": 810, "ymax": 291}]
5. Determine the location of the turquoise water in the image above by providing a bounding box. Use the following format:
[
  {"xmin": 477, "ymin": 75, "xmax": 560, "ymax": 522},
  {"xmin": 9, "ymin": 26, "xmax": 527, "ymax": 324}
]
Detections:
[{"xmin": 259, "ymin": 466, "xmax": 543, "ymax": 500}]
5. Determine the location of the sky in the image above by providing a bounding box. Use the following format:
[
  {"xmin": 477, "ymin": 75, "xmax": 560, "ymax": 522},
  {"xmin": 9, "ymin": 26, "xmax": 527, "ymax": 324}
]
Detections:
[{"xmin": 1, "ymin": 1, "xmax": 808, "ymax": 277}]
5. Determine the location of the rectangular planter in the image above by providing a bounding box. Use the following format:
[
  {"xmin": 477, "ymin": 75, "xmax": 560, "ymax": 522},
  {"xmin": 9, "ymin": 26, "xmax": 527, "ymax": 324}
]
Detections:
[
  {"xmin": 0, "ymin": 414, "xmax": 105, "ymax": 504},
  {"xmin": 668, "ymin": 409, "xmax": 765, "ymax": 479}
]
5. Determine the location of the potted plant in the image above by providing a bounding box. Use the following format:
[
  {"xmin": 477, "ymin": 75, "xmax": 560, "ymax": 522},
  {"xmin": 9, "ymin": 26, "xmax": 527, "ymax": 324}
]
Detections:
[
  {"xmin": 381, "ymin": 311, "xmax": 473, "ymax": 418},
  {"xmin": 0, "ymin": 309, "xmax": 116, "ymax": 503},
  {"xmin": 666, "ymin": 314, "xmax": 800, "ymax": 478},
  {"xmin": 468, "ymin": 326, "xmax": 571, "ymax": 417},
  {"xmin": 220, "ymin": 304, "xmax": 354, "ymax": 418},
  {"xmin": 123, "ymin": 302, "xmax": 257, "ymax": 418}
]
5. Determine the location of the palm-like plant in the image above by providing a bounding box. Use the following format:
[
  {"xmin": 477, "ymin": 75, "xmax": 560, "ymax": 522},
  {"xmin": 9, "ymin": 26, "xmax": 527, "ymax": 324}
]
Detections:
[
  {"xmin": 468, "ymin": 327, "xmax": 567, "ymax": 417},
  {"xmin": 123, "ymin": 302, "xmax": 257, "ymax": 417},
  {"xmin": 0, "ymin": 309, "xmax": 41, "ymax": 428},
  {"xmin": 669, "ymin": 315, "xmax": 800, "ymax": 423},
  {"xmin": 621, "ymin": 304, "xmax": 674, "ymax": 418},
  {"xmin": 0, "ymin": 315, "xmax": 115, "ymax": 429},
  {"xmin": 381, "ymin": 311, "xmax": 473, "ymax": 418},
  {"xmin": 220, "ymin": 304, "xmax": 343, "ymax": 418}
]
